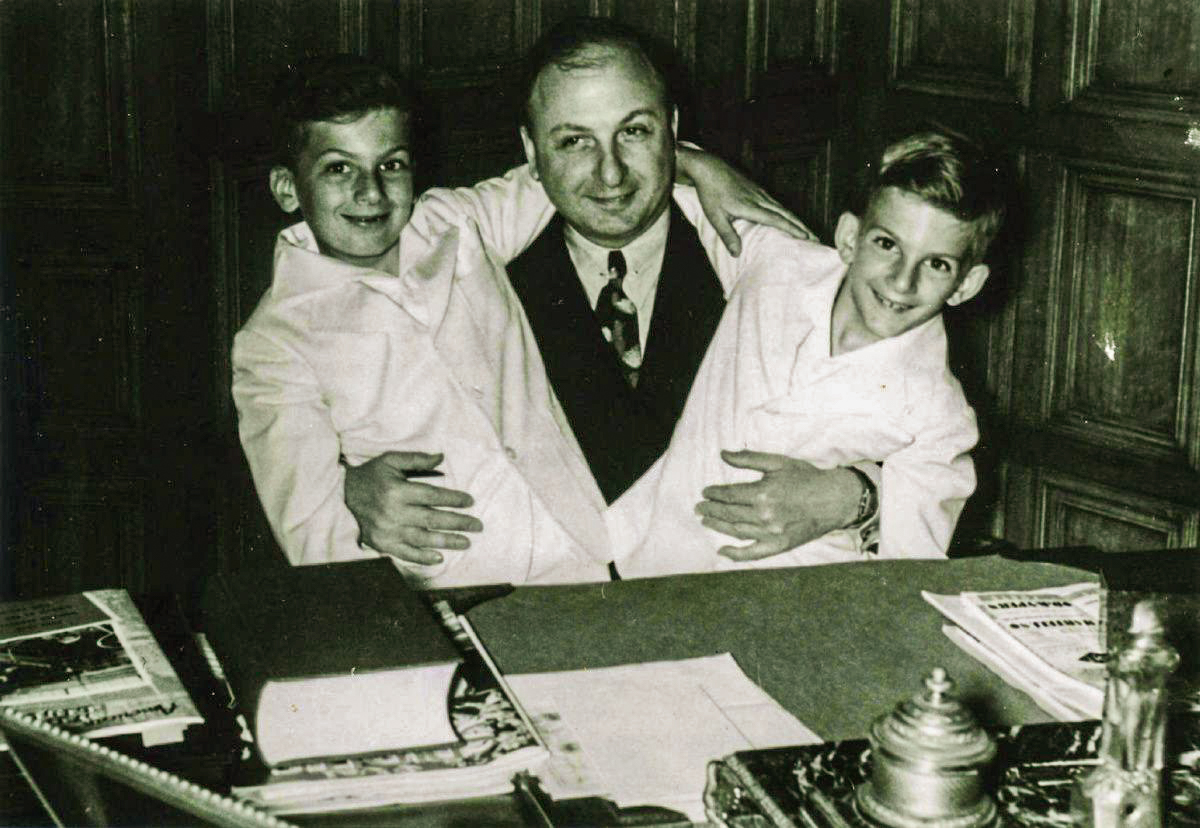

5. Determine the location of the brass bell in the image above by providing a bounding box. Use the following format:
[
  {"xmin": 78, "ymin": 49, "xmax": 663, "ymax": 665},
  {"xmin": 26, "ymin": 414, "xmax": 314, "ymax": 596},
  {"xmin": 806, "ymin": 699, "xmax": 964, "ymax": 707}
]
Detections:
[{"xmin": 856, "ymin": 667, "xmax": 997, "ymax": 827}]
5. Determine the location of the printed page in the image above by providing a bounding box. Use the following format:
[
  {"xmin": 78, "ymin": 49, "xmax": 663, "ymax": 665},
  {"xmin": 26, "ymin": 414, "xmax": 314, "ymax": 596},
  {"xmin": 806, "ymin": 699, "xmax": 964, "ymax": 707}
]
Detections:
[
  {"xmin": 507, "ymin": 652, "xmax": 820, "ymax": 823},
  {"xmin": 0, "ymin": 590, "xmax": 202, "ymax": 745},
  {"xmin": 923, "ymin": 582, "xmax": 1105, "ymax": 719}
]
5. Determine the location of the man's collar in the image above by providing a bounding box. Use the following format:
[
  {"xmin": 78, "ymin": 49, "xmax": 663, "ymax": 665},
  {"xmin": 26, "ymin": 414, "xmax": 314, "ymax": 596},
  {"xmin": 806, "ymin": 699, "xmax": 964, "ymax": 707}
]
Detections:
[{"xmin": 562, "ymin": 208, "xmax": 671, "ymax": 276}]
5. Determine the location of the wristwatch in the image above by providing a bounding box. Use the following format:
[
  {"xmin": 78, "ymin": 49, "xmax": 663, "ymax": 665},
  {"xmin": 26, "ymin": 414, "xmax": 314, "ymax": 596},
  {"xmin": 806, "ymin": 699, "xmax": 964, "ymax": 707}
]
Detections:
[{"xmin": 845, "ymin": 466, "xmax": 879, "ymax": 528}]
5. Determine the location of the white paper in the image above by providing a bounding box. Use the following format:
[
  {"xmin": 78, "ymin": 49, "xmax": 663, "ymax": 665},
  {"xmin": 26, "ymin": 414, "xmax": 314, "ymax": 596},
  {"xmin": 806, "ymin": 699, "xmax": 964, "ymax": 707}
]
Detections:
[
  {"xmin": 923, "ymin": 582, "xmax": 1105, "ymax": 720},
  {"xmin": 509, "ymin": 653, "xmax": 820, "ymax": 822}
]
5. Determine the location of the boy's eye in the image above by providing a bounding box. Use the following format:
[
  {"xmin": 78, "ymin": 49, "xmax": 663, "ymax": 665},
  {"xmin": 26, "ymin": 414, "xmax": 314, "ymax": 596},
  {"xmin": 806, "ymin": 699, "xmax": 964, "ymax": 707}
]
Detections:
[
  {"xmin": 324, "ymin": 161, "xmax": 352, "ymax": 175},
  {"xmin": 557, "ymin": 135, "xmax": 590, "ymax": 150},
  {"xmin": 872, "ymin": 235, "xmax": 896, "ymax": 251},
  {"xmin": 380, "ymin": 158, "xmax": 410, "ymax": 173},
  {"xmin": 927, "ymin": 258, "xmax": 956, "ymax": 276},
  {"xmin": 621, "ymin": 124, "xmax": 651, "ymax": 138}
]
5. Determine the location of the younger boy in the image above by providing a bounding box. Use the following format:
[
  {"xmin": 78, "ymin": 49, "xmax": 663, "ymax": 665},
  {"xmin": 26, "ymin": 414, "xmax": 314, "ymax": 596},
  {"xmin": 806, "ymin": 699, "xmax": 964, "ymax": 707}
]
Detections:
[
  {"xmin": 231, "ymin": 55, "xmax": 810, "ymax": 587},
  {"xmin": 613, "ymin": 128, "xmax": 1006, "ymax": 577}
]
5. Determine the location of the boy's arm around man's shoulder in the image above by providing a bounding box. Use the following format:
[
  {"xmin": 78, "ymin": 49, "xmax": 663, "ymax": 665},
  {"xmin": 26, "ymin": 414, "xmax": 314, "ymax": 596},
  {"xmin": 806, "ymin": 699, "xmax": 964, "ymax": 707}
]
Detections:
[{"xmin": 410, "ymin": 164, "xmax": 555, "ymax": 263}]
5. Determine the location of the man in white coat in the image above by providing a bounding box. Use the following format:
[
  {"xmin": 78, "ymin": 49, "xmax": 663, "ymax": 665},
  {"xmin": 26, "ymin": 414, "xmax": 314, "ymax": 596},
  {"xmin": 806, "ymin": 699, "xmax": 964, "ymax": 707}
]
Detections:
[{"xmin": 342, "ymin": 19, "xmax": 881, "ymax": 577}]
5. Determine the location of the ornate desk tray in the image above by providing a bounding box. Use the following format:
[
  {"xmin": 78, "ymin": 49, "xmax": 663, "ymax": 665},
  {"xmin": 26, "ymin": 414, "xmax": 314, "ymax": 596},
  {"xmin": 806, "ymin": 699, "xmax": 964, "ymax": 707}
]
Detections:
[{"xmin": 705, "ymin": 720, "xmax": 1200, "ymax": 827}]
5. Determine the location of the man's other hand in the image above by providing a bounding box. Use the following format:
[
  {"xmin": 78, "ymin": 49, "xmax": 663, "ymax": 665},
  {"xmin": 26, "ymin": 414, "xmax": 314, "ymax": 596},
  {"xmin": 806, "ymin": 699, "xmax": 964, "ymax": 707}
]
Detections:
[
  {"xmin": 696, "ymin": 450, "xmax": 859, "ymax": 561},
  {"xmin": 343, "ymin": 451, "xmax": 483, "ymax": 565}
]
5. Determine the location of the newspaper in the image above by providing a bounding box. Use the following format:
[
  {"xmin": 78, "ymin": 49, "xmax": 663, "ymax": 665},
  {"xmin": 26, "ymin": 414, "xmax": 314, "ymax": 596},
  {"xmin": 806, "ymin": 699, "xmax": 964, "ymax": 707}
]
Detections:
[
  {"xmin": 922, "ymin": 582, "xmax": 1106, "ymax": 720},
  {"xmin": 0, "ymin": 589, "xmax": 203, "ymax": 746}
]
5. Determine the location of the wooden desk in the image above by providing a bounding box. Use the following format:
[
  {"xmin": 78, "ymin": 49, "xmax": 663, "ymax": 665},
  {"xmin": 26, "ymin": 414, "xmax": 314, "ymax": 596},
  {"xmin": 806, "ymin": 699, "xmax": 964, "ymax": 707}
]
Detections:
[{"xmin": 469, "ymin": 555, "xmax": 1096, "ymax": 741}]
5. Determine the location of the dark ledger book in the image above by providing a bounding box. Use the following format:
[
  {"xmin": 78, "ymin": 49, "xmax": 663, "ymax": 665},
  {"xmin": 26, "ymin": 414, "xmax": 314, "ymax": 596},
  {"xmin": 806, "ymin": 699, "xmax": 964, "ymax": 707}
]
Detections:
[{"xmin": 198, "ymin": 558, "xmax": 462, "ymax": 767}]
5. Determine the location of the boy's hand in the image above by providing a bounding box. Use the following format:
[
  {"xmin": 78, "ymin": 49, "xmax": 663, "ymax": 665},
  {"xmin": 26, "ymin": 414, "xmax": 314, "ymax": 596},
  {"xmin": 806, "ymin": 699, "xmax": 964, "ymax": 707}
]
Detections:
[
  {"xmin": 343, "ymin": 451, "xmax": 483, "ymax": 565},
  {"xmin": 676, "ymin": 145, "xmax": 816, "ymax": 256},
  {"xmin": 695, "ymin": 451, "xmax": 859, "ymax": 561}
]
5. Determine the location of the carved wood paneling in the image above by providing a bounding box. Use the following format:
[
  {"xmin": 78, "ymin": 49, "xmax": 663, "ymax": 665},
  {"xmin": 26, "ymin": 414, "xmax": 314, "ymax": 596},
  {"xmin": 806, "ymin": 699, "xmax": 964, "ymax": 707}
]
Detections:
[
  {"xmin": 206, "ymin": 0, "xmax": 361, "ymax": 108},
  {"xmin": 0, "ymin": 0, "xmax": 136, "ymax": 207},
  {"xmin": 757, "ymin": 141, "xmax": 834, "ymax": 240},
  {"xmin": 755, "ymin": 0, "xmax": 835, "ymax": 73},
  {"xmin": 16, "ymin": 481, "xmax": 146, "ymax": 597},
  {"xmin": 1036, "ymin": 471, "xmax": 1199, "ymax": 551},
  {"xmin": 888, "ymin": 0, "xmax": 1033, "ymax": 105},
  {"xmin": 1066, "ymin": 0, "xmax": 1200, "ymax": 123},
  {"xmin": 12, "ymin": 258, "xmax": 141, "ymax": 431},
  {"xmin": 1044, "ymin": 161, "xmax": 1199, "ymax": 466},
  {"xmin": 420, "ymin": 0, "xmax": 522, "ymax": 74}
]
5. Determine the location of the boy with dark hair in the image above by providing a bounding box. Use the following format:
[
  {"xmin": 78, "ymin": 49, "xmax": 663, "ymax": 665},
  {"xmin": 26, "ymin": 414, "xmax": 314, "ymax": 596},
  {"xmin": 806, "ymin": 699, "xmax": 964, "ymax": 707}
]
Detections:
[
  {"xmin": 232, "ymin": 54, "xmax": 812, "ymax": 586},
  {"xmin": 613, "ymin": 127, "xmax": 1008, "ymax": 577}
]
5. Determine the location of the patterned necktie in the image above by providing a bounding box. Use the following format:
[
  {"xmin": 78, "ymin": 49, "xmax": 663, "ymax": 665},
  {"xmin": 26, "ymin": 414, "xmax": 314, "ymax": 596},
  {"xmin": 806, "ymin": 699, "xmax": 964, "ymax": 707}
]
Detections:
[{"xmin": 595, "ymin": 250, "xmax": 642, "ymax": 387}]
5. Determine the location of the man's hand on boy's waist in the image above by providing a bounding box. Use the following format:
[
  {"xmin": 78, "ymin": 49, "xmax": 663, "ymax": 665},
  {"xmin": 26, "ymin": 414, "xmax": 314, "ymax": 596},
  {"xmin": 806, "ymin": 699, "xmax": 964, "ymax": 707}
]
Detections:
[
  {"xmin": 696, "ymin": 451, "xmax": 862, "ymax": 561},
  {"xmin": 342, "ymin": 451, "xmax": 483, "ymax": 564}
]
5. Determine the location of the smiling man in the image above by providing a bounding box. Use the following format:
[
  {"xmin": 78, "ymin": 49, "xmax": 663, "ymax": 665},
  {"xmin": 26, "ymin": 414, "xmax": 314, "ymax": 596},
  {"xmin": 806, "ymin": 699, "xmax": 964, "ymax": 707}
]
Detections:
[{"xmin": 501, "ymin": 18, "xmax": 878, "ymax": 573}]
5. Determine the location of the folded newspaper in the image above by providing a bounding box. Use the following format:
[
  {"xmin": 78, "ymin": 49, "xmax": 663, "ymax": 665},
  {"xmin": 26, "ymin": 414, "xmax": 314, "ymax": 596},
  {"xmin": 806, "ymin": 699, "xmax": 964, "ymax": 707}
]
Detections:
[
  {"xmin": 0, "ymin": 589, "xmax": 203, "ymax": 747},
  {"xmin": 922, "ymin": 582, "xmax": 1106, "ymax": 720}
]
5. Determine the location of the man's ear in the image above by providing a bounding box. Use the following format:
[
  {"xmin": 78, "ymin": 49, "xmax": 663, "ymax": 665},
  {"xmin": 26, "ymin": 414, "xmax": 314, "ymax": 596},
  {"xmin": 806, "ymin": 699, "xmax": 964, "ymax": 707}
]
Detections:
[
  {"xmin": 269, "ymin": 166, "xmax": 301, "ymax": 213},
  {"xmin": 519, "ymin": 126, "xmax": 539, "ymax": 181},
  {"xmin": 834, "ymin": 212, "xmax": 860, "ymax": 266},
  {"xmin": 946, "ymin": 263, "xmax": 990, "ymax": 307}
]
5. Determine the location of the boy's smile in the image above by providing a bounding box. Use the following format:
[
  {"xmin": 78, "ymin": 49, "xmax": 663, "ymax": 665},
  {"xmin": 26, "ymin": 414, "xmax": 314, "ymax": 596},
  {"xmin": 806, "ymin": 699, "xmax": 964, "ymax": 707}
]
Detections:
[
  {"xmin": 270, "ymin": 107, "xmax": 413, "ymax": 270},
  {"xmin": 831, "ymin": 187, "xmax": 989, "ymax": 353}
]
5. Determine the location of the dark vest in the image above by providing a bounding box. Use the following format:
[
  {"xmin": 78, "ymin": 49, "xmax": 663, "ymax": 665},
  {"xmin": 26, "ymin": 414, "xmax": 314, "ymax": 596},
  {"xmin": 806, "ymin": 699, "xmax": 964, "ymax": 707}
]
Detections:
[{"xmin": 506, "ymin": 205, "xmax": 726, "ymax": 503}]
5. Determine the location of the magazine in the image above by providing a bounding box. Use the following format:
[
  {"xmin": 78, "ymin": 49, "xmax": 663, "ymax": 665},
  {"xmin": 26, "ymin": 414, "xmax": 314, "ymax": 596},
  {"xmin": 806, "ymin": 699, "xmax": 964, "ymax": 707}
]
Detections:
[
  {"xmin": 229, "ymin": 601, "xmax": 548, "ymax": 814},
  {"xmin": 922, "ymin": 581, "xmax": 1106, "ymax": 720},
  {"xmin": 0, "ymin": 589, "xmax": 203, "ymax": 746}
]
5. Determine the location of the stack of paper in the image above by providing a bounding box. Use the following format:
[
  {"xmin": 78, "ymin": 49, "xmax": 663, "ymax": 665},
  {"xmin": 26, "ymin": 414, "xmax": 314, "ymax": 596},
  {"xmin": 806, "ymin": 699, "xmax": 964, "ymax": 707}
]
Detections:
[
  {"xmin": 509, "ymin": 653, "xmax": 821, "ymax": 823},
  {"xmin": 923, "ymin": 582, "xmax": 1107, "ymax": 720}
]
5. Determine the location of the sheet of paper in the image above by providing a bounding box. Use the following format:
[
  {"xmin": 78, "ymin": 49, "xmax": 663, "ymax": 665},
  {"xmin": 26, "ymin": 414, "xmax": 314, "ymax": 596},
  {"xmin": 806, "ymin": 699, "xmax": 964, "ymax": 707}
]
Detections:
[{"xmin": 508, "ymin": 652, "xmax": 820, "ymax": 822}]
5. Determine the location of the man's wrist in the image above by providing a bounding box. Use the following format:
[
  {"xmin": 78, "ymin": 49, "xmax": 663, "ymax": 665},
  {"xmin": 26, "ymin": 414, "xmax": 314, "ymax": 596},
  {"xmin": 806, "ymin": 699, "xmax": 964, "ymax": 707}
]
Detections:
[{"xmin": 843, "ymin": 466, "xmax": 878, "ymax": 529}]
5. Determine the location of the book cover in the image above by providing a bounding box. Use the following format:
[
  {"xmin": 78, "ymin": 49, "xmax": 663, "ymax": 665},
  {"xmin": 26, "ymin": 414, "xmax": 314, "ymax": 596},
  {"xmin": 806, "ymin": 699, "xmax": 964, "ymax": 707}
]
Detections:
[
  {"xmin": 229, "ymin": 603, "xmax": 549, "ymax": 815},
  {"xmin": 198, "ymin": 558, "xmax": 463, "ymax": 767},
  {"xmin": 0, "ymin": 589, "xmax": 203, "ymax": 747}
]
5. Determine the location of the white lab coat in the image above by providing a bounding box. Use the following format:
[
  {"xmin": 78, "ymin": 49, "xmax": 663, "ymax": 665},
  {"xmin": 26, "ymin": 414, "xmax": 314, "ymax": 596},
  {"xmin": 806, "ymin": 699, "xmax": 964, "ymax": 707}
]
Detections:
[
  {"xmin": 612, "ymin": 241, "xmax": 979, "ymax": 578},
  {"xmin": 232, "ymin": 217, "xmax": 611, "ymax": 587}
]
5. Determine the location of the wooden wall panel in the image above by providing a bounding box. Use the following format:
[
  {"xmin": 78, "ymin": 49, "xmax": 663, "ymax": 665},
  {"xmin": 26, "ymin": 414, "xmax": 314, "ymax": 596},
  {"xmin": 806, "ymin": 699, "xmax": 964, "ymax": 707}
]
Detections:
[
  {"xmin": 0, "ymin": 0, "xmax": 136, "ymax": 207},
  {"xmin": 1067, "ymin": 0, "xmax": 1200, "ymax": 122},
  {"xmin": 14, "ymin": 261, "xmax": 141, "ymax": 430},
  {"xmin": 759, "ymin": 0, "xmax": 833, "ymax": 69},
  {"xmin": 420, "ymin": 0, "xmax": 521, "ymax": 71},
  {"xmin": 16, "ymin": 483, "xmax": 145, "ymax": 597},
  {"xmin": 1048, "ymin": 162, "xmax": 1198, "ymax": 464},
  {"xmin": 1037, "ymin": 472, "xmax": 1198, "ymax": 551},
  {"xmin": 889, "ymin": 0, "xmax": 1033, "ymax": 105},
  {"xmin": 208, "ymin": 0, "xmax": 359, "ymax": 105}
]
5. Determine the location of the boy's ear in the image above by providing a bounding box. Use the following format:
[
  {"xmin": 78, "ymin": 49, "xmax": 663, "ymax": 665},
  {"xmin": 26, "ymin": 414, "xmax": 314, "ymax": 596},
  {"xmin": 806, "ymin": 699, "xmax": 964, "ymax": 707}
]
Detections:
[
  {"xmin": 519, "ymin": 127, "xmax": 539, "ymax": 181},
  {"xmin": 946, "ymin": 263, "xmax": 990, "ymax": 307},
  {"xmin": 834, "ymin": 212, "xmax": 860, "ymax": 265},
  {"xmin": 269, "ymin": 166, "xmax": 301, "ymax": 214}
]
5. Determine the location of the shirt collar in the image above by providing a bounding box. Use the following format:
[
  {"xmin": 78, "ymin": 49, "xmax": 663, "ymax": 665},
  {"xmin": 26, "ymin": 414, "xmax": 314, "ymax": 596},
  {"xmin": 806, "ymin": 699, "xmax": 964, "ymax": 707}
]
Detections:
[{"xmin": 563, "ymin": 207, "xmax": 671, "ymax": 284}]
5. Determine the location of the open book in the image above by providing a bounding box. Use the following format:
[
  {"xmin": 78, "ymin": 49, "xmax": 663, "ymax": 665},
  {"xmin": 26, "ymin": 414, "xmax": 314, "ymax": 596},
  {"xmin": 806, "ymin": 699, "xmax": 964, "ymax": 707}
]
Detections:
[
  {"xmin": 0, "ymin": 590, "xmax": 203, "ymax": 747},
  {"xmin": 227, "ymin": 601, "xmax": 548, "ymax": 815},
  {"xmin": 922, "ymin": 582, "xmax": 1106, "ymax": 720}
]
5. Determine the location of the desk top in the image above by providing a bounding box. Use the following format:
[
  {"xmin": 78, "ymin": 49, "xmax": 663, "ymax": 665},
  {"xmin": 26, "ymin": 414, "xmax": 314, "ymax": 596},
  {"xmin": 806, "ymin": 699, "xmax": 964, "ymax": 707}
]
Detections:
[{"xmin": 468, "ymin": 555, "xmax": 1096, "ymax": 741}]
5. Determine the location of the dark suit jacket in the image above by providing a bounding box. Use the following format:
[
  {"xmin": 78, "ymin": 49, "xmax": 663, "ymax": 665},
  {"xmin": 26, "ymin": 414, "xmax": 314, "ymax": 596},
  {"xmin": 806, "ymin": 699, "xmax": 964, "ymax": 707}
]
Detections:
[{"xmin": 506, "ymin": 205, "xmax": 726, "ymax": 503}]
